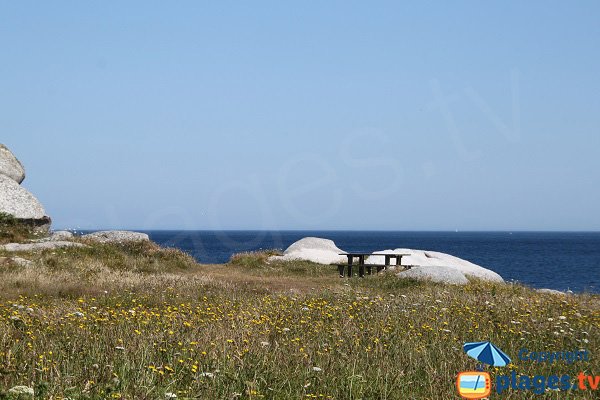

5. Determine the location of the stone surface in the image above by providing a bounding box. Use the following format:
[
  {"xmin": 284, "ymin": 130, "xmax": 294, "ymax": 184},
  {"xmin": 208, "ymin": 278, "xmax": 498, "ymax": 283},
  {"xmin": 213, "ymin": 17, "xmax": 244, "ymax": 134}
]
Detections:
[
  {"xmin": 536, "ymin": 288, "xmax": 567, "ymax": 296},
  {"xmin": 0, "ymin": 174, "xmax": 50, "ymax": 229},
  {"xmin": 396, "ymin": 265, "xmax": 470, "ymax": 285},
  {"xmin": 367, "ymin": 248, "xmax": 504, "ymax": 283},
  {"xmin": 269, "ymin": 237, "xmax": 504, "ymax": 284},
  {"xmin": 34, "ymin": 230, "xmax": 74, "ymax": 242},
  {"xmin": 0, "ymin": 241, "xmax": 86, "ymax": 251},
  {"xmin": 82, "ymin": 230, "xmax": 150, "ymax": 243},
  {"xmin": 0, "ymin": 144, "xmax": 25, "ymax": 183},
  {"xmin": 10, "ymin": 257, "xmax": 34, "ymax": 267},
  {"xmin": 269, "ymin": 237, "xmax": 347, "ymax": 265}
]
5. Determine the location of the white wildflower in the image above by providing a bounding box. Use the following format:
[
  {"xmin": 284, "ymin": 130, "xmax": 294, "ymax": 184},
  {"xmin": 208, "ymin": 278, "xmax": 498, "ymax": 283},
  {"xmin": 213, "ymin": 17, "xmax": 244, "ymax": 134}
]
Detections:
[{"xmin": 312, "ymin": 367, "xmax": 322, "ymax": 372}]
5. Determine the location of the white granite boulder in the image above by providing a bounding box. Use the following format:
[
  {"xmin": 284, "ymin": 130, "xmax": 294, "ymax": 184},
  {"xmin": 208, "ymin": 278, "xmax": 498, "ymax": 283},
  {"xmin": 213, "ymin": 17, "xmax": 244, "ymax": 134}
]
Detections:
[
  {"xmin": 0, "ymin": 144, "xmax": 25, "ymax": 183},
  {"xmin": 396, "ymin": 265, "xmax": 470, "ymax": 285},
  {"xmin": 0, "ymin": 174, "xmax": 51, "ymax": 230},
  {"xmin": 269, "ymin": 237, "xmax": 347, "ymax": 265},
  {"xmin": 367, "ymin": 248, "xmax": 504, "ymax": 283},
  {"xmin": 269, "ymin": 237, "xmax": 504, "ymax": 285},
  {"xmin": 82, "ymin": 230, "xmax": 150, "ymax": 243}
]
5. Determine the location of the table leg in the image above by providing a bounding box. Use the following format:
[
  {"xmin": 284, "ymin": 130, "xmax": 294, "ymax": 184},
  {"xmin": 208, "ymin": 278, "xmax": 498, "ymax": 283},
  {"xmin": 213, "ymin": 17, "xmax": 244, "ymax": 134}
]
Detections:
[
  {"xmin": 385, "ymin": 255, "xmax": 391, "ymax": 268},
  {"xmin": 347, "ymin": 255, "xmax": 353, "ymax": 277},
  {"xmin": 360, "ymin": 255, "xmax": 367, "ymax": 277},
  {"xmin": 338, "ymin": 265, "xmax": 345, "ymax": 277}
]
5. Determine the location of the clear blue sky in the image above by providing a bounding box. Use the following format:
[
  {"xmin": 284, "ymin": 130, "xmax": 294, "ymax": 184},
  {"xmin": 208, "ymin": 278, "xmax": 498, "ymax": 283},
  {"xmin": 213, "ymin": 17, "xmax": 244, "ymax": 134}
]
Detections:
[{"xmin": 2, "ymin": 1, "xmax": 599, "ymax": 230}]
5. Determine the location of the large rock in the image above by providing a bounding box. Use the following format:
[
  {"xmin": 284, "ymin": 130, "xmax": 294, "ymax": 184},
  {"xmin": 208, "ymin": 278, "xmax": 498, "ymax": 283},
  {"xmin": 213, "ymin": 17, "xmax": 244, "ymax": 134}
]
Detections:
[
  {"xmin": 0, "ymin": 144, "xmax": 25, "ymax": 183},
  {"xmin": 82, "ymin": 230, "xmax": 150, "ymax": 243},
  {"xmin": 270, "ymin": 237, "xmax": 504, "ymax": 284},
  {"xmin": 0, "ymin": 174, "xmax": 51, "ymax": 230},
  {"xmin": 270, "ymin": 237, "xmax": 347, "ymax": 265},
  {"xmin": 396, "ymin": 265, "xmax": 470, "ymax": 285},
  {"xmin": 367, "ymin": 249, "xmax": 504, "ymax": 283}
]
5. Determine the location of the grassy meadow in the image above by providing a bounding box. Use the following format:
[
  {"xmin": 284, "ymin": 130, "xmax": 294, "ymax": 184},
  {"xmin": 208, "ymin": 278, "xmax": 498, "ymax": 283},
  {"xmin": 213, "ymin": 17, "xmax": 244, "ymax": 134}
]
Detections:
[{"xmin": 0, "ymin": 238, "xmax": 598, "ymax": 399}]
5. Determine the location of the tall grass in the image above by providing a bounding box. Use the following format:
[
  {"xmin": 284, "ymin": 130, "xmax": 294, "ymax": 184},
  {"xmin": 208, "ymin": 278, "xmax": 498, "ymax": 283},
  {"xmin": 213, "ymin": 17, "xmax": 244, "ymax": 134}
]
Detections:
[{"xmin": 0, "ymin": 247, "xmax": 598, "ymax": 399}]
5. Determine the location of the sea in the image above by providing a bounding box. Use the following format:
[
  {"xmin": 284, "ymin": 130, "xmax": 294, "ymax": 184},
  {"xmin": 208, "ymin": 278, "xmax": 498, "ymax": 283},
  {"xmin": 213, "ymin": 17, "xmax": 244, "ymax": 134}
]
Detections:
[{"xmin": 140, "ymin": 231, "xmax": 599, "ymax": 294}]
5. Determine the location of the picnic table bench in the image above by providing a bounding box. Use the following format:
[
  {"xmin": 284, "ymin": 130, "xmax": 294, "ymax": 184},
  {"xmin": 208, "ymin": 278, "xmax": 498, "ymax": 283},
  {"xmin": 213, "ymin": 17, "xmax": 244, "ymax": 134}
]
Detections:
[{"xmin": 336, "ymin": 252, "xmax": 412, "ymax": 278}]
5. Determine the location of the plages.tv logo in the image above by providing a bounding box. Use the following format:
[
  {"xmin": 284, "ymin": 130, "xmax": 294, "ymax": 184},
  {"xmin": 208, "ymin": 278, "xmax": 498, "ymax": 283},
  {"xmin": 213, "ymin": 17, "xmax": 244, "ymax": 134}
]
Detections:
[
  {"xmin": 456, "ymin": 371, "xmax": 491, "ymax": 399},
  {"xmin": 457, "ymin": 341, "xmax": 597, "ymax": 397},
  {"xmin": 457, "ymin": 341, "xmax": 511, "ymax": 399}
]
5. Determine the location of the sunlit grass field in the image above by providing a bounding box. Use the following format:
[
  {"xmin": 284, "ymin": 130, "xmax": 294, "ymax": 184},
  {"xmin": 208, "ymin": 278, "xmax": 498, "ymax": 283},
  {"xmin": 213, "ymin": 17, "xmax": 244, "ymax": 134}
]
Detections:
[{"xmin": 0, "ymin": 242, "xmax": 598, "ymax": 399}]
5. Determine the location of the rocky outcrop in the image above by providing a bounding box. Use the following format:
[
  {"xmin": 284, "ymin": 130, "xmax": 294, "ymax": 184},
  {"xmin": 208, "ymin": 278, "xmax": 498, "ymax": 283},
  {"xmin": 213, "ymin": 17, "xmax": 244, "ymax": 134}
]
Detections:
[
  {"xmin": 0, "ymin": 241, "xmax": 86, "ymax": 251},
  {"xmin": 271, "ymin": 237, "xmax": 504, "ymax": 284},
  {"xmin": 396, "ymin": 265, "xmax": 470, "ymax": 285},
  {"xmin": 34, "ymin": 230, "xmax": 74, "ymax": 242},
  {"xmin": 367, "ymin": 249, "xmax": 504, "ymax": 283},
  {"xmin": 0, "ymin": 175, "xmax": 51, "ymax": 231},
  {"xmin": 0, "ymin": 144, "xmax": 50, "ymax": 231},
  {"xmin": 269, "ymin": 237, "xmax": 347, "ymax": 265},
  {"xmin": 82, "ymin": 230, "xmax": 150, "ymax": 243},
  {"xmin": 0, "ymin": 144, "xmax": 25, "ymax": 183}
]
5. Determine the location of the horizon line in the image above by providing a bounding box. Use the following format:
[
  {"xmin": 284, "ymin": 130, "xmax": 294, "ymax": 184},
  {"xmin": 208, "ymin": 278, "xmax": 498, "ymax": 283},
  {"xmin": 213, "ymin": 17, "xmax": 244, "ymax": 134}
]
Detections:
[{"xmin": 56, "ymin": 228, "xmax": 600, "ymax": 233}]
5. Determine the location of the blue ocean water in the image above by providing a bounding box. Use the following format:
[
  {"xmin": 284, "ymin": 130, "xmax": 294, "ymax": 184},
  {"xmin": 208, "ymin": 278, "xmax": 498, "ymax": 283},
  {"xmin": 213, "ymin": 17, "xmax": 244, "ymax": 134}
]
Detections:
[{"xmin": 145, "ymin": 231, "xmax": 599, "ymax": 294}]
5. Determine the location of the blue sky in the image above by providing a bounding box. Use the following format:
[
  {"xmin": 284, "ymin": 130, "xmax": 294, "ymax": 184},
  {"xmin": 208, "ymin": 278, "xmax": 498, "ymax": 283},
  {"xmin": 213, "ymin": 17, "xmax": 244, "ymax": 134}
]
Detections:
[{"xmin": 1, "ymin": 1, "xmax": 599, "ymax": 230}]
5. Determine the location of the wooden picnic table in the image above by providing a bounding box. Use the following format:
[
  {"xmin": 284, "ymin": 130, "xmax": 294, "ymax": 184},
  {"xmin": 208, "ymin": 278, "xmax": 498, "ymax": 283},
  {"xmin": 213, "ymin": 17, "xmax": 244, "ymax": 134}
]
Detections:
[{"xmin": 337, "ymin": 252, "xmax": 411, "ymax": 278}]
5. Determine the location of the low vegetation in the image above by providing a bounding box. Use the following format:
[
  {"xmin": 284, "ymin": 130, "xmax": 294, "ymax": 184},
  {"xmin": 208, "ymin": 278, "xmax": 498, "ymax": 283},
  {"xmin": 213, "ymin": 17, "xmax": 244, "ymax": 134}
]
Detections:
[
  {"xmin": 0, "ymin": 248, "xmax": 598, "ymax": 399},
  {"xmin": 0, "ymin": 213, "xmax": 39, "ymax": 245}
]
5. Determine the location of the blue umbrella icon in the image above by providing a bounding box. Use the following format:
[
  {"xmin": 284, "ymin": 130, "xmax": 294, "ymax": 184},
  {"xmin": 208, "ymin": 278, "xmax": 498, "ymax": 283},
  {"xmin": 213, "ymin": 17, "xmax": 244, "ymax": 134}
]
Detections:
[{"xmin": 463, "ymin": 341, "xmax": 511, "ymax": 367}]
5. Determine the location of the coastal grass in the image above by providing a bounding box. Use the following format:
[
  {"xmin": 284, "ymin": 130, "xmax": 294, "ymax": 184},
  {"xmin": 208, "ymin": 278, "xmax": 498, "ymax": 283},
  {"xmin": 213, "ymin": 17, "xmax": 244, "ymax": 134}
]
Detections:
[
  {"xmin": 0, "ymin": 247, "xmax": 598, "ymax": 399},
  {"xmin": 0, "ymin": 214, "xmax": 41, "ymax": 245}
]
